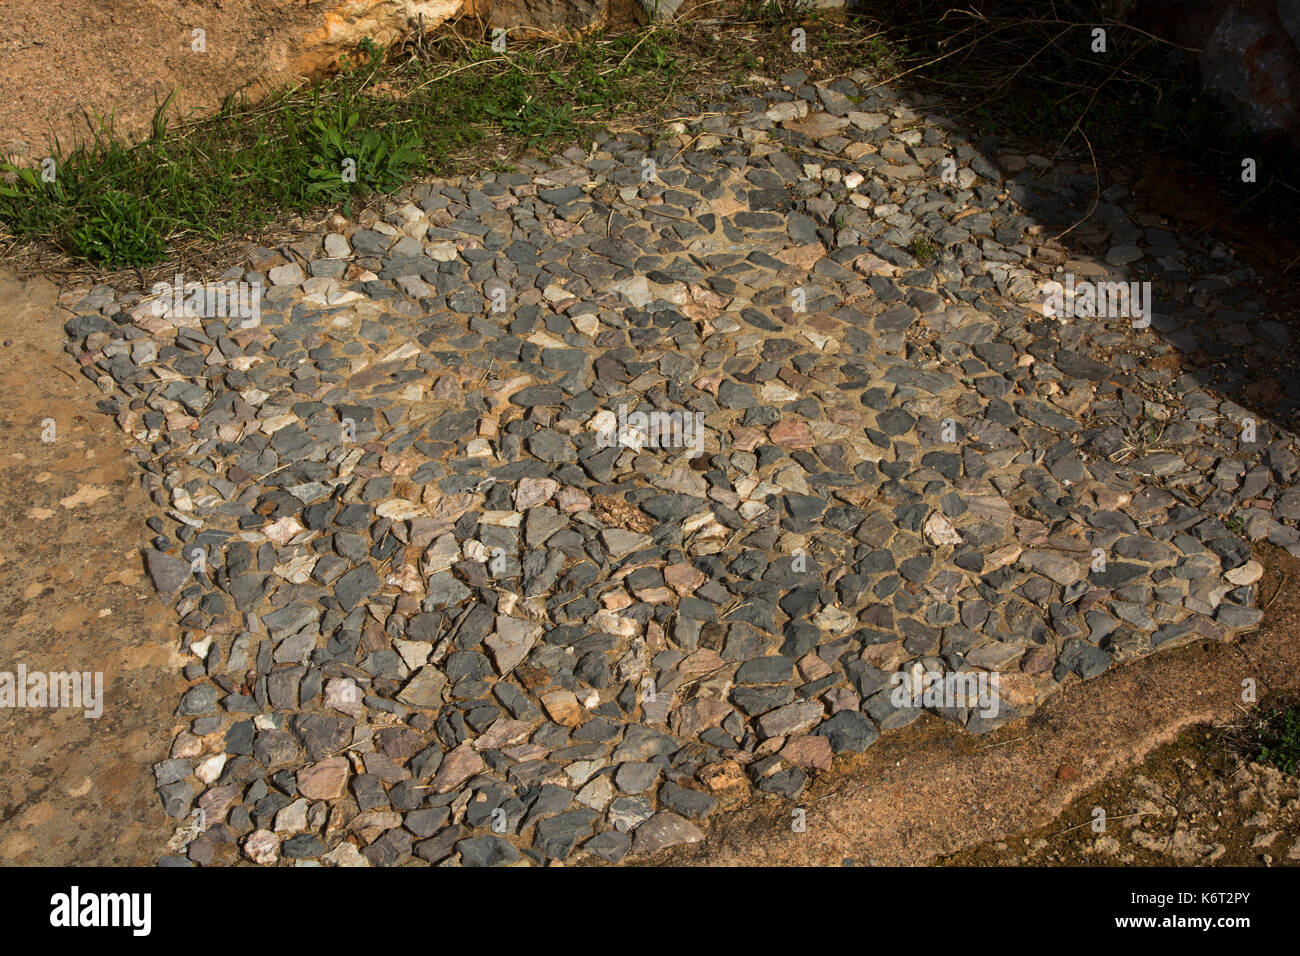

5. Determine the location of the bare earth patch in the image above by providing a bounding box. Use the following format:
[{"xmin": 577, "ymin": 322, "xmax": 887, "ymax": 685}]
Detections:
[
  {"xmin": 0, "ymin": 268, "xmax": 185, "ymax": 865},
  {"xmin": 0, "ymin": 0, "xmax": 390, "ymax": 155}
]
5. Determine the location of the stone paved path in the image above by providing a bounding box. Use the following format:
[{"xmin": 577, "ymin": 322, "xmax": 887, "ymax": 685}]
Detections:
[{"xmin": 57, "ymin": 67, "xmax": 1300, "ymax": 866}]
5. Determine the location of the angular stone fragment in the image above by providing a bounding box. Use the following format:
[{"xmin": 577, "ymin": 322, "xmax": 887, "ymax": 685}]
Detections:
[
  {"xmin": 1019, "ymin": 550, "xmax": 1083, "ymax": 586},
  {"xmin": 296, "ymin": 756, "xmax": 349, "ymax": 800},
  {"xmin": 144, "ymin": 548, "xmax": 191, "ymax": 597},
  {"xmin": 430, "ymin": 744, "xmax": 485, "ymax": 793},
  {"xmin": 757, "ymin": 701, "xmax": 825, "ymax": 738},
  {"xmin": 396, "ymin": 666, "xmax": 447, "ymax": 709},
  {"xmin": 630, "ymin": 812, "xmax": 705, "ymax": 856}
]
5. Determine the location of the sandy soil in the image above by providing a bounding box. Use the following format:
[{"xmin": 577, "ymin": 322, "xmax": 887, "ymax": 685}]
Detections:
[
  {"xmin": 1, "ymin": 0, "xmax": 350, "ymax": 156},
  {"xmin": 0, "ymin": 0, "xmax": 648, "ymax": 160},
  {"xmin": 0, "ymin": 268, "xmax": 186, "ymax": 865}
]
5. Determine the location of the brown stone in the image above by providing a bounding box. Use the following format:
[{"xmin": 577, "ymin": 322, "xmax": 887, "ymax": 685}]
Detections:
[
  {"xmin": 823, "ymin": 685, "xmax": 861, "ymax": 713},
  {"xmin": 860, "ymin": 640, "xmax": 908, "ymax": 671},
  {"xmin": 679, "ymin": 649, "xmax": 726, "ymax": 675},
  {"xmin": 556, "ymin": 486, "xmax": 591, "ymax": 513},
  {"xmin": 779, "ymin": 367, "xmax": 815, "ymax": 391},
  {"xmin": 826, "ymin": 405, "xmax": 865, "ymax": 426},
  {"xmin": 664, "ymin": 562, "xmax": 706, "ymax": 596},
  {"xmin": 697, "ymin": 760, "xmax": 748, "ymax": 795},
  {"xmin": 773, "ymin": 242, "xmax": 827, "ymax": 272},
  {"xmin": 541, "ymin": 688, "xmax": 582, "ymax": 726},
  {"xmin": 781, "ymin": 734, "xmax": 833, "ymax": 771},
  {"xmin": 349, "ymin": 810, "xmax": 403, "ymax": 842},
  {"xmin": 728, "ymin": 426, "xmax": 764, "ymax": 451},
  {"xmin": 488, "ymin": 0, "xmax": 607, "ymax": 37},
  {"xmin": 798, "ymin": 653, "xmax": 832, "ymax": 682},
  {"xmin": 474, "ymin": 717, "xmax": 535, "ymax": 751},
  {"xmin": 1021, "ymin": 647, "xmax": 1055, "ymax": 677},
  {"xmin": 673, "ymin": 699, "xmax": 732, "ymax": 737},
  {"xmin": 515, "ymin": 664, "xmax": 550, "ymax": 689},
  {"xmin": 296, "ymin": 756, "xmax": 350, "ymax": 800},
  {"xmin": 197, "ymin": 784, "xmax": 242, "ymax": 824},
  {"xmin": 769, "ymin": 419, "xmax": 815, "ymax": 448},
  {"xmin": 429, "ymin": 744, "xmax": 484, "ymax": 794},
  {"xmin": 592, "ymin": 493, "xmax": 654, "ymax": 533}
]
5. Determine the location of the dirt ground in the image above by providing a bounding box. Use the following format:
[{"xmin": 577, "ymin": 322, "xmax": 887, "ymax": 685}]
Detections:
[
  {"xmin": 0, "ymin": 268, "xmax": 185, "ymax": 865},
  {"xmin": 940, "ymin": 724, "xmax": 1300, "ymax": 867},
  {"xmin": 0, "ymin": 0, "xmax": 649, "ymax": 160},
  {"xmin": 0, "ymin": 0, "xmax": 321, "ymax": 156}
]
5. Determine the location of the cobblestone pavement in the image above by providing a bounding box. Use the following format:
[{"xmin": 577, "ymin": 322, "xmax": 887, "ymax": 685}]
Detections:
[{"xmin": 57, "ymin": 67, "xmax": 1300, "ymax": 865}]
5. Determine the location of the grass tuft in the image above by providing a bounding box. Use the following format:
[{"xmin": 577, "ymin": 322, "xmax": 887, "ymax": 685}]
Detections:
[
  {"xmin": 0, "ymin": 26, "xmax": 692, "ymax": 268},
  {"xmin": 1217, "ymin": 696, "xmax": 1300, "ymax": 777},
  {"xmin": 1256, "ymin": 704, "xmax": 1300, "ymax": 775}
]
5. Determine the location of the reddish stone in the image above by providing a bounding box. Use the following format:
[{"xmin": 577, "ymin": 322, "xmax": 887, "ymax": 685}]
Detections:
[
  {"xmin": 769, "ymin": 419, "xmax": 815, "ymax": 448},
  {"xmin": 429, "ymin": 744, "xmax": 484, "ymax": 794},
  {"xmin": 296, "ymin": 757, "xmax": 349, "ymax": 801},
  {"xmin": 730, "ymin": 426, "xmax": 764, "ymax": 451},
  {"xmin": 781, "ymin": 734, "xmax": 834, "ymax": 771},
  {"xmin": 664, "ymin": 563, "xmax": 706, "ymax": 595}
]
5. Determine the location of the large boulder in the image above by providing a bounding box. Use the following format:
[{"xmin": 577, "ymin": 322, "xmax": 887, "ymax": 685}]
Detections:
[
  {"xmin": 1198, "ymin": 0, "xmax": 1300, "ymax": 142},
  {"xmin": 638, "ymin": 0, "xmax": 688, "ymax": 20},
  {"xmin": 1118, "ymin": 0, "xmax": 1300, "ymax": 145},
  {"xmin": 296, "ymin": 1, "xmax": 469, "ymax": 74},
  {"xmin": 489, "ymin": 0, "xmax": 609, "ymax": 36}
]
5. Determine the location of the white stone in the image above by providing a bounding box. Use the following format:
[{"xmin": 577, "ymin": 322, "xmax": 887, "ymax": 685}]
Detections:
[
  {"xmin": 243, "ymin": 829, "xmax": 280, "ymax": 865},
  {"xmin": 323, "ymin": 842, "xmax": 370, "ymax": 867},
  {"xmin": 263, "ymin": 516, "xmax": 305, "ymax": 545},
  {"xmin": 565, "ymin": 760, "xmax": 606, "ymax": 787},
  {"xmin": 924, "ymin": 512, "xmax": 964, "ymax": 546},
  {"xmin": 375, "ymin": 498, "xmax": 424, "ymax": 520},
  {"xmin": 576, "ymin": 775, "xmax": 615, "ymax": 811},
  {"xmin": 611, "ymin": 275, "xmax": 652, "ymax": 307},
  {"xmin": 485, "ymin": 616, "xmax": 543, "ymax": 674},
  {"xmin": 195, "ymin": 754, "xmax": 227, "ymax": 784},
  {"xmin": 1225, "ymin": 561, "xmax": 1263, "ymax": 586},
  {"xmin": 812, "ymin": 605, "xmax": 855, "ymax": 634},
  {"xmin": 323, "ymin": 233, "xmax": 351, "ymax": 257},
  {"xmin": 765, "ymin": 101, "xmax": 807, "ymax": 123},
  {"xmin": 274, "ymin": 798, "xmax": 310, "ymax": 834},
  {"xmin": 267, "ymin": 263, "xmax": 304, "ymax": 286},
  {"xmin": 421, "ymin": 533, "xmax": 460, "ymax": 575},
  {"xmin": 325, "ymin": 677, "xmax": 364, "ymax": 719},
  {"xmin": 394, "ymin": 639, "xmax": 432, "ymax": 670}
]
